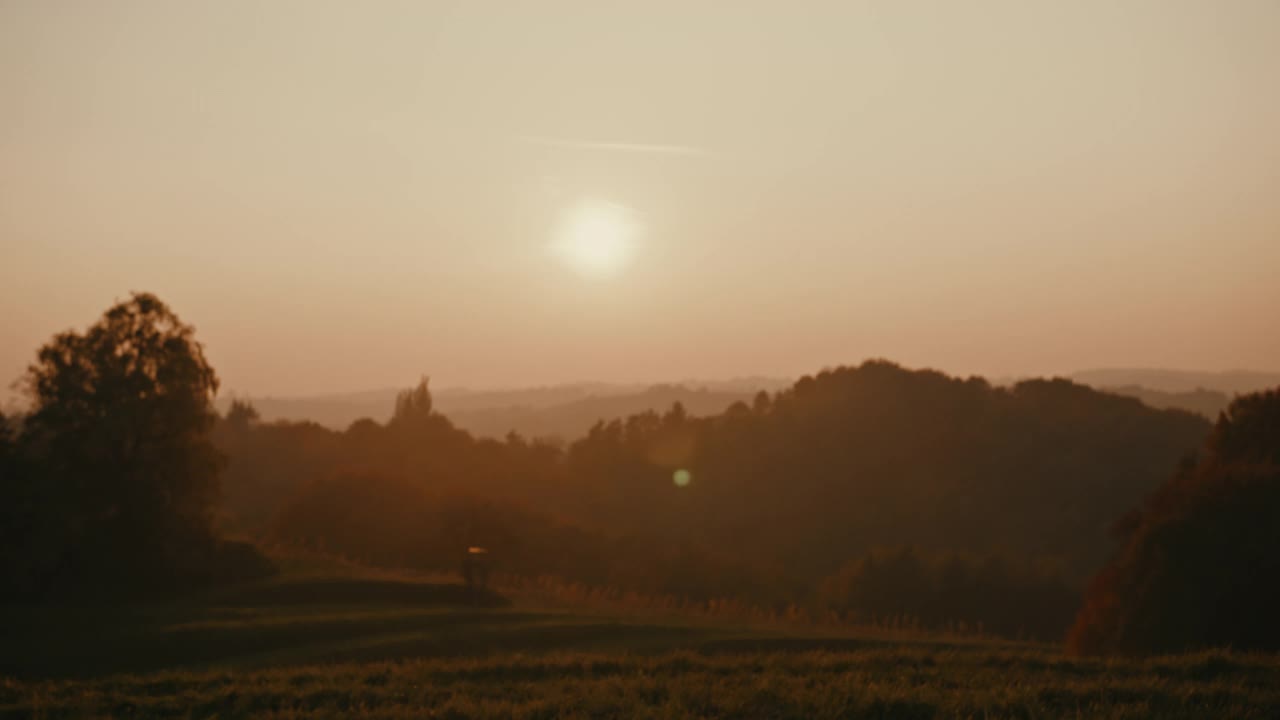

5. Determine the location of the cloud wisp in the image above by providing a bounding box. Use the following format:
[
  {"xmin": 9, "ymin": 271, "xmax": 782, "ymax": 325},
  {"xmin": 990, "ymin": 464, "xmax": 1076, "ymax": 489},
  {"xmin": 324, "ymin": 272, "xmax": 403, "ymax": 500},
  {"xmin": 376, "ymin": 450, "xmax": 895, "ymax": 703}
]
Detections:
[{"xmin": 515, "ymin": 135, "xmax": 709, "ymax": 158}]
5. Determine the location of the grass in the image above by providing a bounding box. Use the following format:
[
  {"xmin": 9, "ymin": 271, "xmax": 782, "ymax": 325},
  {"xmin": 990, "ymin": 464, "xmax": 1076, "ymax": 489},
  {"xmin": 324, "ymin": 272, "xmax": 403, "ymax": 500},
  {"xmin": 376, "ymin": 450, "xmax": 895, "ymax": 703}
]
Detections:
[{"xmin": 2, "ymin": 570, "xmax": 1279, "ymax": 718}]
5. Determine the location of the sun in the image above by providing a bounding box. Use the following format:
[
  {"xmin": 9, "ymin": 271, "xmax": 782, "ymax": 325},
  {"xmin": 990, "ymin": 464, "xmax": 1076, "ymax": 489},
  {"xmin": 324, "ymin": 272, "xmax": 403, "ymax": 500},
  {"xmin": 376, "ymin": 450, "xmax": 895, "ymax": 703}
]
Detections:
[{"xmin": 551, "ymin": 199, "xmax": 638, "ymax": 278}]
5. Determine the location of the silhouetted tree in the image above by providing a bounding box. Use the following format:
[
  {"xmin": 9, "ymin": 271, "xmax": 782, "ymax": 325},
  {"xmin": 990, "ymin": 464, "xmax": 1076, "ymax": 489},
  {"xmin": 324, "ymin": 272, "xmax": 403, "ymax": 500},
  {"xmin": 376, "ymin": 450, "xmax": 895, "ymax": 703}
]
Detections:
[
  {"xmin": 6, "ymin": 293, "xmax": 251, "ymax": 595},
  {"xmin": 1068, "ymin": 388, "xmax": 1280, "ymax": 655},
  {"xmin": 392, "ymin": 377, "xmax": 434, "ymax": 426},
  {"xmin": 0, "ymin": 409, "xmax": 33, "ymax": 593},
  {"xmin": 224, "ymin": 398, "xmax": 260, "ymax": 431}
]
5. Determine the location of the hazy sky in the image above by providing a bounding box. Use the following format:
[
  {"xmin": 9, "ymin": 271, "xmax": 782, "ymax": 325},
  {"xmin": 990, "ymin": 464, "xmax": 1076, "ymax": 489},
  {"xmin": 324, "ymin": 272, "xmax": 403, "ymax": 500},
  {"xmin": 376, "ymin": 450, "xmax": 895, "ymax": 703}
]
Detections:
[{"xmin": 3, "ymin": 1, "xmax": 1278, "ymax": 397}]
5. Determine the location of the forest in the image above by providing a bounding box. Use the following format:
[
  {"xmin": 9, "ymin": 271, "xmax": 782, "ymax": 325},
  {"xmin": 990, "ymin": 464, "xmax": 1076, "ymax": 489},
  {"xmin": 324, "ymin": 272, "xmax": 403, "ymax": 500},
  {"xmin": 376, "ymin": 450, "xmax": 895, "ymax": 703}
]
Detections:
[{"xmin": 4, "ymin": 293, "xmax": 1277, "ymax": 656}]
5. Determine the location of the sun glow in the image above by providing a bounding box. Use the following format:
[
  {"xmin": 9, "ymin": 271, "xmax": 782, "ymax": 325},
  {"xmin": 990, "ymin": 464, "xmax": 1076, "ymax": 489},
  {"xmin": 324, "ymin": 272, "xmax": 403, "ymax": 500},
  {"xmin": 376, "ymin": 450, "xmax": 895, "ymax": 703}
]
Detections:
[{"xmin": 551, "ymin": 200, "xmax": 638, "ymax": 278}]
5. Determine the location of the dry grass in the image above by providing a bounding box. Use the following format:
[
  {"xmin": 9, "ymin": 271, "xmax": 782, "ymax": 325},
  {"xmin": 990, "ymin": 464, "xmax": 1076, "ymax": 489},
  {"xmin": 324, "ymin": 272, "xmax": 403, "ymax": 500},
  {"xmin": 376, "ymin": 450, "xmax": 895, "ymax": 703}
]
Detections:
[
  {"xmin": 5, "ymin": 647, "xmax": 1280, "ymax": 719},
  {"xmin": 3, "ymin": 560, "xmax": 1277, "ymax": 718}
]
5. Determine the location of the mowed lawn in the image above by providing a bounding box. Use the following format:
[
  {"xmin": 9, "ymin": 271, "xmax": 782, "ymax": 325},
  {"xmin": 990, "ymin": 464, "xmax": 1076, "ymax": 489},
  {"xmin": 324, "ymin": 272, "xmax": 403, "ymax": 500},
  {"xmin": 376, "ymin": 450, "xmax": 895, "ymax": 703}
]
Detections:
[{"xmin": 3, "ymin": 576, "xmax": 1279, "ymax": 719}]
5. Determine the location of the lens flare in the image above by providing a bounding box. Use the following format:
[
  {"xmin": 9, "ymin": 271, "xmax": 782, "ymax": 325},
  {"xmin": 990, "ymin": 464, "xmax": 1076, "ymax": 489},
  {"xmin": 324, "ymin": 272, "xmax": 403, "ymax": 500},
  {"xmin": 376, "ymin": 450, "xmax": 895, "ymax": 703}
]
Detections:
[{"xmin": 673, "ymin": 469, "xmax": 692, "ymax": 488}]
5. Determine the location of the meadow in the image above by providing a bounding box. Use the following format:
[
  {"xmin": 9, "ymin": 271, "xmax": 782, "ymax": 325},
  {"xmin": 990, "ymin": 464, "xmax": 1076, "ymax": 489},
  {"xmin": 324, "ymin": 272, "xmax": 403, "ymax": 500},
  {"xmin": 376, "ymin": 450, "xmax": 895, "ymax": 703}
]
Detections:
[{"xmin": 4, "ymin": 569, "xmax": 1279, "ymax": 719}]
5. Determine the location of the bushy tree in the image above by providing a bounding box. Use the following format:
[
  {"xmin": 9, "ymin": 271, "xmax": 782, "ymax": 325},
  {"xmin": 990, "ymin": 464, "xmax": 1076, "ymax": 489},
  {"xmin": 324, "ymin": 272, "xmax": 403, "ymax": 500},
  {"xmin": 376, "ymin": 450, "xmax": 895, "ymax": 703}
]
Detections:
[
  {"xmin": 5, "ymin": 292, "xmax": 252, "ymax": 595},
  {"xmin": 1068, "ymin": 389, "xmax": 1280, "ymax": 654}
]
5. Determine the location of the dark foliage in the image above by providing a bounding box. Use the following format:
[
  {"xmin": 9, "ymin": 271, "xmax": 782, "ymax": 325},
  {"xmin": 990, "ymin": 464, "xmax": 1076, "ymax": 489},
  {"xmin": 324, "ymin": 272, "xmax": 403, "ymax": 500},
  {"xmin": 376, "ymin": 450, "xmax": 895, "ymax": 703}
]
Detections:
[
  {"xmin": 563, "ymin": 361, "xmax": 1208, "ymax": 582},
  {"xmin": 225, "ymin": 362, "xmax": 1205, "ymax": 637},
  {"xmin": 271, "ymin": 469, "xmax": 783, "ymax": 605},
  {"xmin": 818, "ymin": 547, "xmax": 1079, "ymax": 640},
  {"xmin": 1068, "ymin": 388, "xmax": 1280, "ymax": 655},
  {"xmin": 1, "ymin": 293, "xmax": 272, "ymax": 598},
  {"xmin": 214, "ymin": 378, "xmax": 569, "ymax": 532}
]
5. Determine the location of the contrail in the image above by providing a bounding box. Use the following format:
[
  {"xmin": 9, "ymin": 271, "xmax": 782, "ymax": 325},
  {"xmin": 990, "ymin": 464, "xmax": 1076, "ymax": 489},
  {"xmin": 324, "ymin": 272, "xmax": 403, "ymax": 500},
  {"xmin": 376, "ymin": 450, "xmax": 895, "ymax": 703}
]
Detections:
[{"xmin": 515, "ymin": 135, "xmax": 709, "ymax": 157}]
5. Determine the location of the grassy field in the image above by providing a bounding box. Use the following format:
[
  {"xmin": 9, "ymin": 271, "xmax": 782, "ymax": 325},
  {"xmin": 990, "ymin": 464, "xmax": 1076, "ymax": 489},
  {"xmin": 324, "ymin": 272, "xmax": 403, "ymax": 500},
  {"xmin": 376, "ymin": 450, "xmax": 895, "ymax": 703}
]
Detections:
[{"xmin": 3, "ymin": 572, "xmax": 1279, "ymax": 719}]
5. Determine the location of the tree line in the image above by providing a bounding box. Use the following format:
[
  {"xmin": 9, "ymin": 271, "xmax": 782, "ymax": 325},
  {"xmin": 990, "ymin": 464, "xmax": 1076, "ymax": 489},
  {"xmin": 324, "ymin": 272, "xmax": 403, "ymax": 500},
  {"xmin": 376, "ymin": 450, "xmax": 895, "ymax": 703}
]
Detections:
[{"xmin": 3, "ymin": 293, "xmax": 1277, "ymax": 652}]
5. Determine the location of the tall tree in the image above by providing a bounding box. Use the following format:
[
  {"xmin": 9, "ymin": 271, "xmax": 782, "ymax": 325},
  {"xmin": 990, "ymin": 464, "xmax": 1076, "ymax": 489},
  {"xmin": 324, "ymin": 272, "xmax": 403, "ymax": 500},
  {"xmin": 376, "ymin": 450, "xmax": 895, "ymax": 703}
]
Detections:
[{"xmin": 14, "ymin": 292, "xmax": 224, "ymax": 591}]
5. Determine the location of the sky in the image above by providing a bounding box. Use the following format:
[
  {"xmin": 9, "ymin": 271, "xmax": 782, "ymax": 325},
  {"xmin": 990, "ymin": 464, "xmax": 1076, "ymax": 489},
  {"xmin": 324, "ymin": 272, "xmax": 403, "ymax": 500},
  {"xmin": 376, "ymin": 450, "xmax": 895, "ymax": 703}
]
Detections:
[{"xmin": 2, "ymin": 0, "xmax": 1278, "ymax": 398}]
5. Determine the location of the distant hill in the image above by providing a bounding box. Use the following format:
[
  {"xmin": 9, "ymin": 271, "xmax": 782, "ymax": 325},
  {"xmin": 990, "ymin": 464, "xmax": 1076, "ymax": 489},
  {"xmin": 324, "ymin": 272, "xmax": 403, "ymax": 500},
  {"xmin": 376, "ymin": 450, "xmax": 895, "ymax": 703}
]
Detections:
[
  {"xmin": 217, "ymin": 368, "xmax": 1278, "ymax": 437},
  {"xmin": 1072, "ymin": 368, "xmax": 1280, "ymax": 396},
  {"xmin": 1099, "ymin": 385, "xmax": 1230, "ymax": 419},
  {"xmin": 217, "ymin": 378, "xmax": 791, "ymax": 438},
  {"xmin": 443, "ymin": 385, "xmax": 762, "ymax": 441},
  {"xmin": 216, "ymin": 388, "xmax": 401, "ymax": 430}
]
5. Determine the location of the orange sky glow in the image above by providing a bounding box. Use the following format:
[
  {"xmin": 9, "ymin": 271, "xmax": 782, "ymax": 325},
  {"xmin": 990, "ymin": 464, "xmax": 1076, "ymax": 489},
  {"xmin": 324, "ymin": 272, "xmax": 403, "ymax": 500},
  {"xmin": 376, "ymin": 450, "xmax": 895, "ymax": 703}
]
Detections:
[{"xmin": 2, "ymin": 1, "xmax": 1278, "ymax": 397}]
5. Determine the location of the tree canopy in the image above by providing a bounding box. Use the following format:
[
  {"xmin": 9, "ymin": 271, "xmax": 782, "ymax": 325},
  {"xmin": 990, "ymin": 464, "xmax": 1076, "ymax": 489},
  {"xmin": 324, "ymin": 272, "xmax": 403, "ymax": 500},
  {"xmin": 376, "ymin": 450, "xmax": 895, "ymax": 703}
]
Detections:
[
  {"xmin": 3, "ymin": 292, "xmax": 267, "ymax": 596},
  {"xmin": 224, "ymin": 361, "xmax": 1209, "ymax": 639},
  {"xmin": 1068, "ymin": 389, "xmax": 1280, "ymax": 654}
]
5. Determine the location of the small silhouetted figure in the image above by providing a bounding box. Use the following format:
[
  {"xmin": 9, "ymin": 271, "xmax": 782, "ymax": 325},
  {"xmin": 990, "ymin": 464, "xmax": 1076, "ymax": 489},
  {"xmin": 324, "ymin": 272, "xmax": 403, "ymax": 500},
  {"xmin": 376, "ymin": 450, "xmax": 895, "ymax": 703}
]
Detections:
[{"xmin": 462, "ymin": 546, "xmax": 490, "ymax": 605}]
